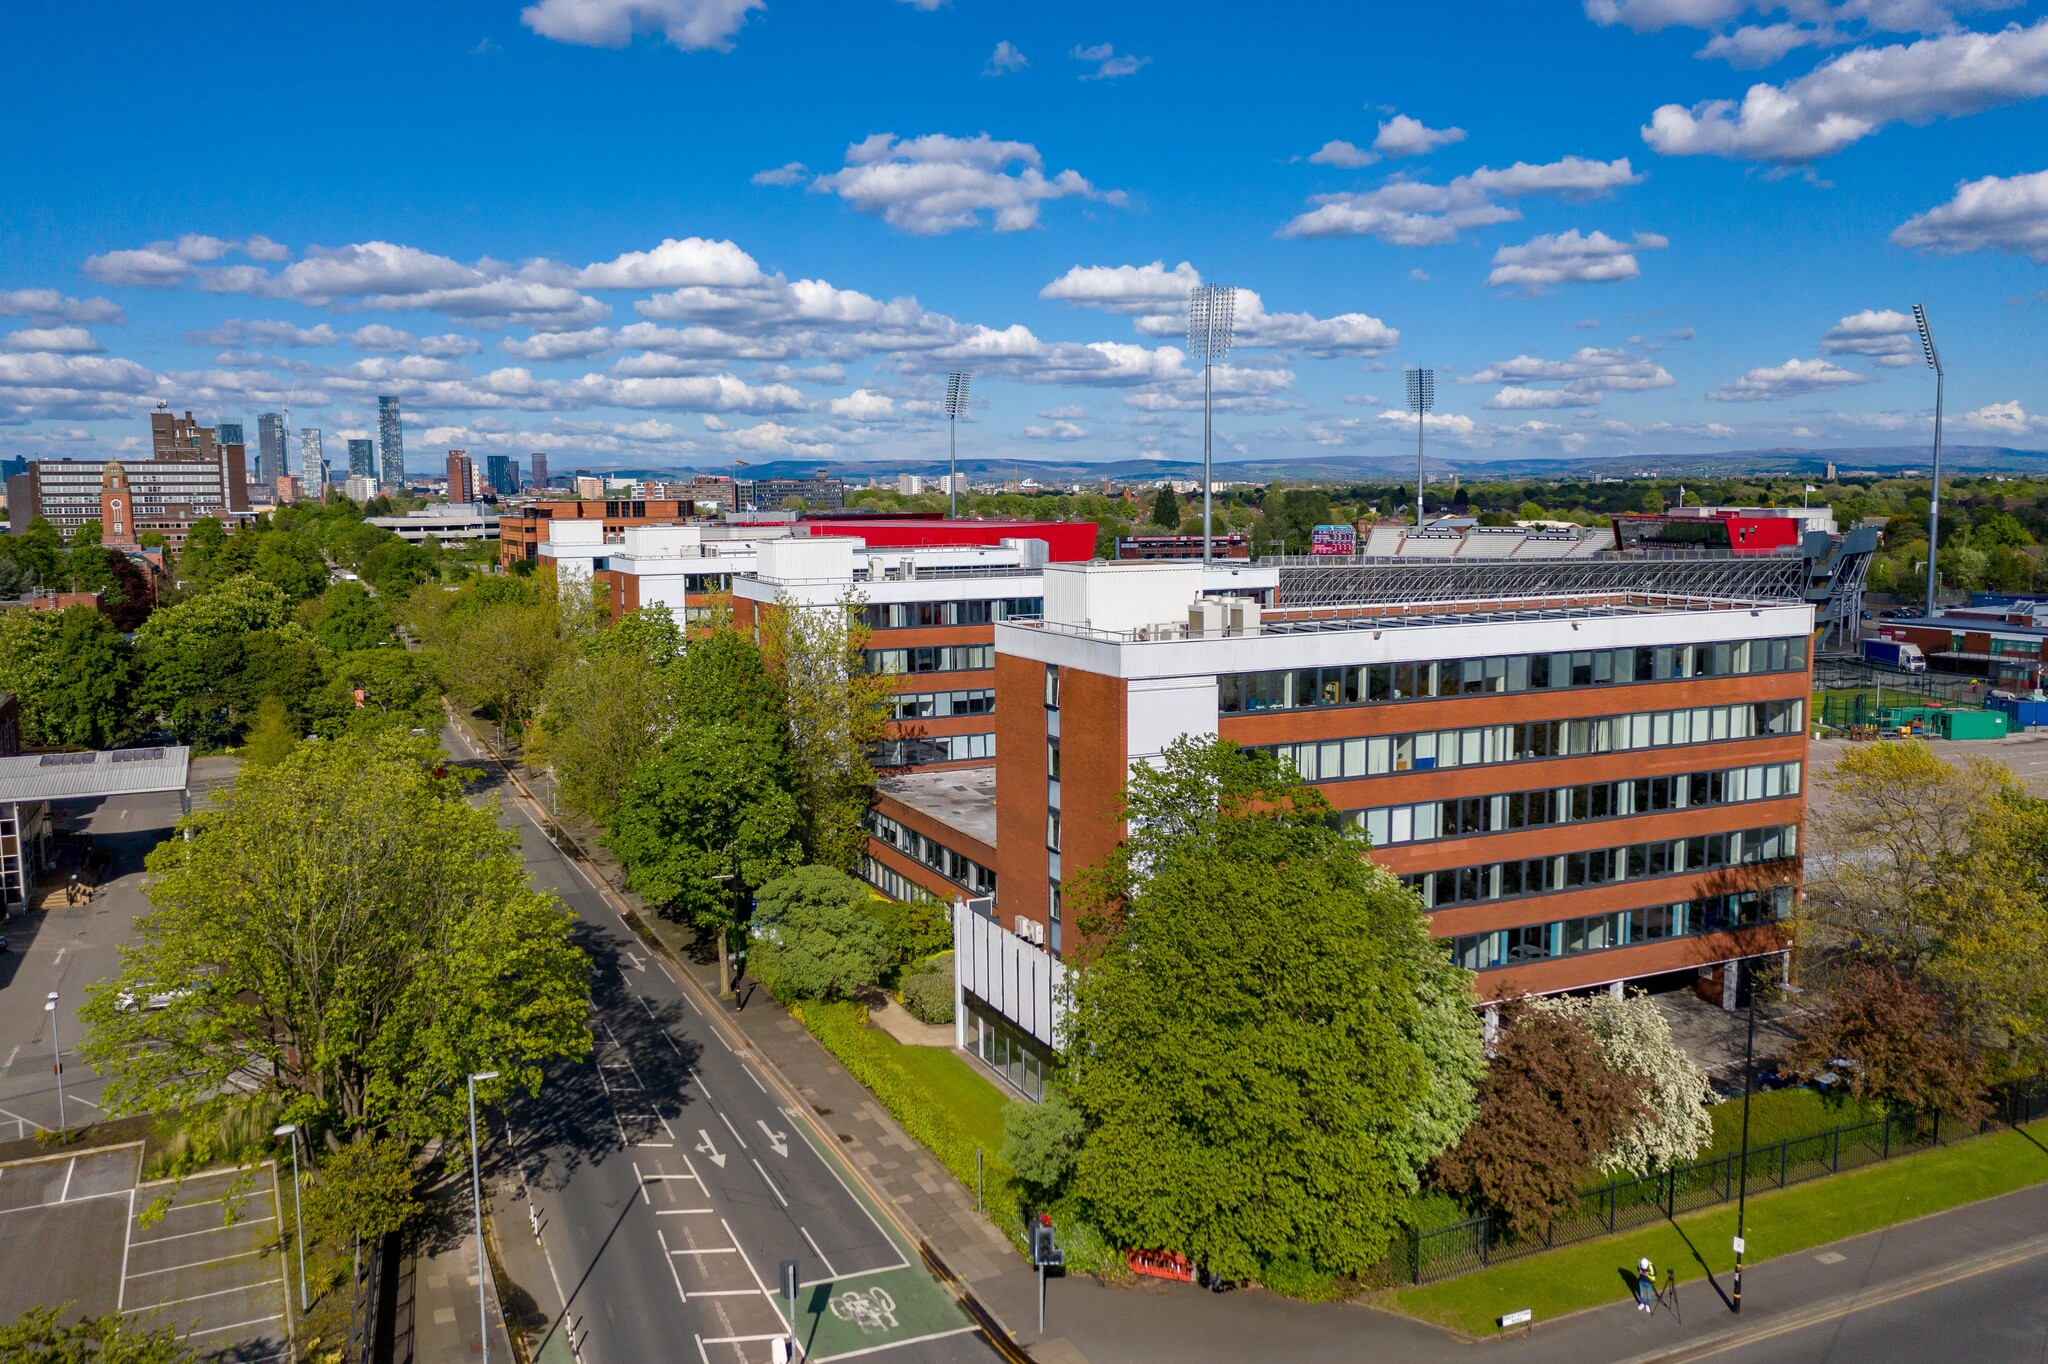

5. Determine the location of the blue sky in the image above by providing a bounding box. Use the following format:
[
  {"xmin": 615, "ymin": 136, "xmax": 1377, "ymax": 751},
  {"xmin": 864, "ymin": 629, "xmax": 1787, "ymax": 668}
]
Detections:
[{"xmin": 2, "ymin": 0, "xmax": 2044, "ymax": 472}]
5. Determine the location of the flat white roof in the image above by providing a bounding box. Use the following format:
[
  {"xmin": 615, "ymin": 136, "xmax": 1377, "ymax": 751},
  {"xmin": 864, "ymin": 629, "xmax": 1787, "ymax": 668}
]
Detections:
[{"xmin": 0, "ymin": 746, "xmax": 191, "ymax": 804}]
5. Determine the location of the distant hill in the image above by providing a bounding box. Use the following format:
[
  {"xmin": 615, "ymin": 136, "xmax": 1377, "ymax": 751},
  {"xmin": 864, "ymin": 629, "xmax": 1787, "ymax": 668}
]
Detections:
[{"xmin": 585, "ymin": 445, "xmax": 2048, "ymax": 486}]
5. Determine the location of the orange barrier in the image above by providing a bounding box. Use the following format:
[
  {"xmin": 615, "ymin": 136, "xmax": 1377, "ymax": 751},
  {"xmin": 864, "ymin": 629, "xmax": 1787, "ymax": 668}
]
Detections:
[{"xmin": 1126, "ymin": 1249, "xmax": 1195, "ymax": 1283}]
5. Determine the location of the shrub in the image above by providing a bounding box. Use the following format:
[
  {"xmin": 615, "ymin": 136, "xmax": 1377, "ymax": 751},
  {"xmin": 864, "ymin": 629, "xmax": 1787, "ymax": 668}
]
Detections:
[
  {"xmin": 751, "ymin": 866, "xmax": 893, "ymax": 1001},
  {"xmin": 900, "ymin": 951, "xmax": 955, "ymax": 1024},
  {"xmin": 1000, "ymin": 1091, "xmax": 1085, "ymax": 1197}
]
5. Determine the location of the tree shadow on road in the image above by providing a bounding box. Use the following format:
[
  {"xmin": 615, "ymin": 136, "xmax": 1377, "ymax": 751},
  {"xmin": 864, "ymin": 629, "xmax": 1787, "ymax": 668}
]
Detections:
[{"xmin": 495, "ymin": 921, "xmax": 704, "ymax": 1195}]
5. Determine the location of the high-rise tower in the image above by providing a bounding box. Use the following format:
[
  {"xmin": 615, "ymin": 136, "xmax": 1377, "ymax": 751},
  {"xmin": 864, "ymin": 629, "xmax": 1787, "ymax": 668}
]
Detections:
[{"xmin": 377, "ymin": 396, "xmax": 405, "ymax": 491}]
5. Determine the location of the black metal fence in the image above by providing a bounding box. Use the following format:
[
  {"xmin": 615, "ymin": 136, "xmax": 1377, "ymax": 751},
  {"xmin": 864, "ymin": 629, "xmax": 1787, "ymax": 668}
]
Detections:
[
  {"xmin": 1396, "ymin": 1087, "xmax": 2048, "ymax": 1286},
  {"xmin": 345, "ymin": 1232, "xmax": 389, "ymax": 1364}
]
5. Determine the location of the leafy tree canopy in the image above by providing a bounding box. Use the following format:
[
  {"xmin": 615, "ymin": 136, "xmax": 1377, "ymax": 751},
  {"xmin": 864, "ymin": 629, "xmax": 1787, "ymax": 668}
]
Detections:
[
  {"xmin": 1526, "ymin": 991, "xmax": 1713, "ymax": 1177},
  {"xmin": 749, "ymin": 865, "xmax": 893, "ymax": 1001},
  {"xmin": 0, "ymin": 1306, "xmax": 194, "ymax": 1363},
  {"xmin": 0, "ymin": 606, "xmax": 138, "ymax": 749},
  {"xmin": 1066, "ymin": 736, "xmax": 1483, "ymax": 1282},
  {"xmin": 81, "ymin": 734, "xmax": 591, "ymax": 1148},
  {"xmin": 1789, "ymin": 963, "xmax": 1988, "ymax": 1123}
]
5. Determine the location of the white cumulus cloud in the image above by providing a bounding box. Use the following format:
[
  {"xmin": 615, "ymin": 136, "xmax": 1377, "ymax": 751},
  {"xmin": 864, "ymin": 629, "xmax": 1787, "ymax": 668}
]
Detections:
[
  {"xmin": 984, "ymin": 40, "xmax": 1027, "ymax": 75},
  {"xmin": 1279, "ymin": 157, "xmax": 1642, "ymax": 243},
  {"xmin": 1819, "ymin": 308, "xmax": 1920, "ymax": 364},
  {"xmin": 1707, "ymin": 356, "xmax": 1870, "ymax": 400},
  {"xmin": 1071, "ymin": 42, "xmax": 1149, "ymax": 79},
  {"xmin": 1892, "ymin": 168, "xmax": 2048, "ymax": 262},
  {"xmin": 1307, "ymin": 140, "xmax": 1380, "ymax": 168},
  {"xmin": 0, "ymin": 290, "xmax": 125, "ymax": 325},
  {"xmin": 2, "ymin": 327, "xmax": 104, "ymax": 354},
  {"xmin": 810, "ymin": 132, "xmax": 1125, "ymax": 235},
  {"xmin": 519, "ymin": 0, "xmax": 763, "ymax": 51},
  {"xmin": 828, "ymin": 389, "xmax": 895, "ymax": 420},
  {"xmin": 1486, "ymin": 229, "xmax": 1669, "ymax": 291},
  {"xmin": 1374, "ymin": 113, "xmax": 1468, "ymax": 157}
]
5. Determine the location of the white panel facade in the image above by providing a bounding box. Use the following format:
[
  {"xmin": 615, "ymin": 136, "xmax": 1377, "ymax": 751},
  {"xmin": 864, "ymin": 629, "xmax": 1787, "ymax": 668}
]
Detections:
[
  {"xmin": 953, "ymin": 905, "xmax": 1069, "ymax": 1050},
  {"xmin": 1126, "ymin": 676, "xmax": 1221, "ymax": 765}
]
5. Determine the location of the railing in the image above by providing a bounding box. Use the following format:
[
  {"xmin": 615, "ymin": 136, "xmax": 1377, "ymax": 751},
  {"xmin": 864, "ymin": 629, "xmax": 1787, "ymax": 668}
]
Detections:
[
  {"xmin": 345, "ymin": 1232, "xmax": 387, "ymax": 1364},
  {"xmin": 1396, "ymin": 1087, "xmax": 2048, "ymax": 1286}
]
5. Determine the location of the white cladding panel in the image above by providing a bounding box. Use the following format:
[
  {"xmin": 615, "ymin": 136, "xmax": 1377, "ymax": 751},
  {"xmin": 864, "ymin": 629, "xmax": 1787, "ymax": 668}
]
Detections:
[
  {"xmin": 954, "ymin": 905, "xmax": 1068, "ymax": 1048},
  {"xmin": 1126, "ymin": 676, "xmax": 1220, "ymax": 765},
  {"xmin": 549, "ymin": 519, "xmax": 605, "ymax": 546},
  {"xmin": 1042, "ymin": 561, "xmax": 1207, "ymax": 632},
  {"xmin": 757, "ymin": 535, "xmax": 859, "ymax": 583},
  {"xmin": 618, "ymin": 524, "xmax": 701, "ymax": 556}
]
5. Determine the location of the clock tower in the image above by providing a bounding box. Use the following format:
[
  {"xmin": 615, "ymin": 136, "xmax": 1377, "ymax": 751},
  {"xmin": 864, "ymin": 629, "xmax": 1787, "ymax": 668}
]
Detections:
[{"xmin": 100, "ymin": 461, "xmax": 137, "ymax": 547}]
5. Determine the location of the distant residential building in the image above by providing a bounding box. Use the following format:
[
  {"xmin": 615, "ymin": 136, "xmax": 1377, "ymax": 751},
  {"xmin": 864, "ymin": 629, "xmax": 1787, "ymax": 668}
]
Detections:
[
  {"xmin": 256, "ymin": 412, "xmax": 286, "ymax": 486},
  {"xmin": 377, "ymin": 396, "xmax": 405, "ymax": 490},
  {"xmin": 572, "ymin": 475, "xmax": 606, "ymax": 499},
  {"xmin": 529, "ymin": 452, "xmax": 549, "ymax": 490},
  {"xmin": 347, "ymin": 438, "xmax": 375, "ymax": 478},
  {"xmin": 274, "ymin": 475, "xmax": 303, "ymax": 504},
  {"xmin": 298, "ymin": 428, "xmax": 325, "ymax": 494},
  {"xmin": 342, "ymin": 473, "xmax": 379, "ymax": 503},
  {"xmin": 484, "ymin": 453, "xmax": 519, "ymax": 497},
  {"xmin": 896, "ymin": 474, "xmax": 925, "ymax": 495},
  {"xmin": 446, "ymin": 450, "xmax": 477, "ymax": 503},
  {"xmin": 11, "ymin": 442, "xmax": 251, "ymax": 545},
  {"xmin": 739, "ymin": 476, "xmax": 844, "ymax": 512}
]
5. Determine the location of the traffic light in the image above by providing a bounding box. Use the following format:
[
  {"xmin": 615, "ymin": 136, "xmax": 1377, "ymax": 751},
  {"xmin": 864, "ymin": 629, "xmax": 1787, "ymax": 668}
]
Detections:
[{"xmin": 1032, "ymin": 1212, "xmax": 1062, "ymax": 1269}]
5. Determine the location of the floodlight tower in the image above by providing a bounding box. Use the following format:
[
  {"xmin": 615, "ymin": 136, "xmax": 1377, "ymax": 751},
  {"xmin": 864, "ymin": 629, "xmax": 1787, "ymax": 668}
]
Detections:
[
  {"xmin": 1186, "ymin": 283, "xmax": 1238, "ymax": 565},
  {"xmin": 944, "ymin": 371, "xmax": 972, "ymax": 518},
  {"xmin": 1406, "ymin": 367, "xmax": 1435, "ymax": 527},
  {"xmin": 1913, "ymin": 304, "xmax": 1944, "ymax": 620}
]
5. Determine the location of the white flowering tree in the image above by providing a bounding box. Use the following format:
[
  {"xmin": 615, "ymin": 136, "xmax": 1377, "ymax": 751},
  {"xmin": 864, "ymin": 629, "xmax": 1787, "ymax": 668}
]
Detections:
[{"xmin": 1527, "ymin": 991, "xmax": 1713, "ymax": 1177}]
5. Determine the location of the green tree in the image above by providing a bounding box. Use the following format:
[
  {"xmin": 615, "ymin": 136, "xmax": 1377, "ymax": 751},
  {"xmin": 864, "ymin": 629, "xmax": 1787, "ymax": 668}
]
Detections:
[
  {"xmin": 1977, "ymin": 510, "xmax": 2033, "ymax": 547},
  {"xmin": 303, "ymin": 1134, "xmax": 422, "ymax": 1249},
  {"xmin": 1148, "ymin": 486, "xmax": 1179, "ymax": 527},
  {"xmin": 135, "ymin": 575, "xmax": 302, "ymax": 746},
  {"xmin": 320, "ymin": 649, "xmax": 444, "ymax": 737},
  {"xmin": 309, "ymin": 581, "xmax": 394, "ymax": 653},
  {"xmin": 0, "ymin": 1306, "xmax": 194, "ymax": 1363},
  {"xmin": 1786, "ymin": 963, "xmax": 1988, "ymax": 1122},
  {"xmin": 9, "ymin": 516, "xmax": 64, "ymax": 586},
  {"xmin": 748, "ymin": 865, "xmax": 893, "ymax": 1001},
  {"xmin": 759, "ymin": 591, "xmax": 895, "ymax": 871},
  {"xmin": 81, "ymin": 735, "xmax": 591, "ymax": 1148},
  {"xmin": 0, "ymin": 606, "xmax": 138, "ymax": 748},
  {"xmin": 444, "ymin": 601, "xmax": 561, "ymax": 750},
  {"xmin": 241, "ymin": 695, "xmax": 299, "ymax": 766},
  {"xmin": 532, "ymin": 607, "xmax": 682, "ymax": 822},
  {"xmin": 1001, "ymin": 1091, "xmax": 1085, "ymax": 1198},
  {"xmin": 1432, "ymin": 1005, "xmax": 1645, "ymax": 1236},
  {"xmin": 608, "ymin": 724, "xmax": 804, "ymax": 987},
  {"xmin": 1065, "ymin": 737, "xmax": 1484, "ymax": 1283},
  {"xmin": 0, "ymin": 556, "xmax": 31, "ymax": 598}
]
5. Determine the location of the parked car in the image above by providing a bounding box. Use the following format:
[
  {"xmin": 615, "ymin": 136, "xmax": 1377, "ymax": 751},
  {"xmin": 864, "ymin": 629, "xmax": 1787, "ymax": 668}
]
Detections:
[{"xmin": 114, "ymin": 986, "xmax": 188, "ymax": 1013}]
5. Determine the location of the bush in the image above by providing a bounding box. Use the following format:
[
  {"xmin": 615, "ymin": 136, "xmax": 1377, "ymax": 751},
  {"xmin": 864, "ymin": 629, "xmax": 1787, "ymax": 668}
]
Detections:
[
  {"xmin": 1000, "ymin": 1091, "xmax": 1084, "ymax": 1196},
  {"xmin": 900, "ymin": 952, "xmax": 955, "ymax": 1024},
  {"xmin": 871, "ymin": 895, "xmax": 952, "ymax": 969}
]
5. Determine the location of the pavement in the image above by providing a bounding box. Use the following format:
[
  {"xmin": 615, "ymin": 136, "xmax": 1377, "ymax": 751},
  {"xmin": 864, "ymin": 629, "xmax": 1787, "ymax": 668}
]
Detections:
[
  {"xmin": 443, "ymin": 719, "xmax": 991, "ymax": 1364},
  {"xmin": 471, "ymin": 725, "xmax": 2048, "ymax": 1364}
]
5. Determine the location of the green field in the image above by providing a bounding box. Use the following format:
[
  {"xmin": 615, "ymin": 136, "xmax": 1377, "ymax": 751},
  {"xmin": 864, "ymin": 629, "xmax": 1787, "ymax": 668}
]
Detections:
[{"xmin": 1389, "ymin": 1118, "xmax": 2048, "ymax": 1336}]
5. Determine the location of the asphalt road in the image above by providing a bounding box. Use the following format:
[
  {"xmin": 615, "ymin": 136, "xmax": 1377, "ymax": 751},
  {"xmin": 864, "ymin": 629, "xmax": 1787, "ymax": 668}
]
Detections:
[
  {"xmin": 444, "ymin": 723, "xmax": 994, "ymax": 1364},
  {"xmin": 0, "ymin": 788, "xmax": 187, "ymax": 1138},
  {"xmin": 1713, "ymin": 1245, "xmax": 2048, "ymax": 1363}
]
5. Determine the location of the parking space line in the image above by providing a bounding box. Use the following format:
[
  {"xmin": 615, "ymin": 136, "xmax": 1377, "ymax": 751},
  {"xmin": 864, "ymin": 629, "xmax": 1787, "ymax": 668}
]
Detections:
[
  {"xmin": 655, "ymin": 1227, "xmax": 692, "ymax": 1304},
  {"xmin": 118, "ymin": 1187, "xmax": 135, "ymax": 1311},
  {"xmin": 130, "ymin": 1213, "xmax": 276, "ymax": 1245},
  {"xmin": 719, "ymin": 1216, "xmax": 782, "ymax": 1310},
  {"xmin": 655, "ymin": 1208, "xmax": 716, "ymax": 1215},
  {"xmin": 0, "ymin": 1187, "xmax": 131, "ymax": 1215},
  {"xmin": 688, "ymin": 1289, "xmax": 763, "ymax": 1297},
  {"xmin": 185, "ymin": 1314, "xmax": 285, "ymax": 1340},
  {"xmin": 59, "ymin": 1158, "xmax": 74, "ymax": 1202},
  {"xmin": 702, "ymin": 1335, "xmax": 785, "ymax": 1345},
  {"xmin": 751, "ymin": 1159, "xmax": 787, "ymax": 1208},
  {"xmin": 126, "ymin": 1246, "xmax": 267, "ymax": 1276},
  {"xmin": 669, "ymin": 1247, "xmax": 738, "ymax": 1257},
  {"xmin": 124, "ymin": 1278, "xmax": 283, "ymax": 1313}
]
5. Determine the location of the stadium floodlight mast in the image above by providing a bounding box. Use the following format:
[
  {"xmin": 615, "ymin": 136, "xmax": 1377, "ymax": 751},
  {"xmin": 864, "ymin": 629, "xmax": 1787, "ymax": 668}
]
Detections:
[
  {"xmin": 1405, "ymin": 367, "xmax": 1436, "ymax": 527},
  {"xmin": 1913, "ymin": 304, "xmax": 1944, "ymax": 620},
  {"xmin": 944, "ymin": 371, "xmax": 973, "ymax": 518},
  {"xmin": 1186, "ymin": 283, "xmax": 1238, "ymax": 565}
]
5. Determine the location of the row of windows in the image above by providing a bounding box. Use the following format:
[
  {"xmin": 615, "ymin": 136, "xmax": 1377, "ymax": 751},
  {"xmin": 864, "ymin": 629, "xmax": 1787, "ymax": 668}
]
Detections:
[
  {"xmin": 865, "ymin": 813, "xmax": 997, "ymax": 894},
  {"xmin": 870, "ymin": 733, "xmax": 996, "ymax": 767},
  {"xmin": 1448, "ymin": 885, "xmax": 1795, "ymax": 972},
  {"xmin": 889, "ymin": 688, "xmax": 996, "ymax": 721},
  {"xmin": 1350, "ymin": 761, "xmax": 1803, "ymax": 847},
  {"xmin": 865, "ymin": 644, "xmax": 996, "ymax": 675},
  {"xmin": 862, "ymin": 855, "xmax": 950, "ymax": 906},
  {"xmin": 1400, "ymin": 823, "xmax": 1798, "ymax": 910},
  {"xmin": 1253, "ymin": 698, "xmax": 1806, "ymax": 784},
  {"xmin": 1220, "ymin": 636, "xmax": 1808, "ymax": 715},
  {"xmin": 861, "ymin": 598, "xmax": 1042, "ymax": 630}
]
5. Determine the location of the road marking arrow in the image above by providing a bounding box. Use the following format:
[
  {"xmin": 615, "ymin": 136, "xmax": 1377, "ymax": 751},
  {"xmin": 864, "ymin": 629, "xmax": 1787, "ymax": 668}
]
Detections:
[
  {"xmin": 695, "ymin": 1130, "xmax": 727, "ymax": 1168},
  {"xmin": 621, "ymin": 951, "xmax": 646, "ymax": 972},
  {"xmin": 757, "ymin": 1119, "xmax": 789, "ymax": 1157}
]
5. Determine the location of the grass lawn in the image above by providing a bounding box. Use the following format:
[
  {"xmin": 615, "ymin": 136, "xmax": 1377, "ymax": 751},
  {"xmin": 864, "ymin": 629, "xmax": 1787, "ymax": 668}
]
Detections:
[
  {"xmin": 1388, "ymin": 1118, "xmax": 2048, "ymax": 1337},
  {"xmin": 1702, "ymin": 1087, "xmax": 1876, "ymax": 1160}
]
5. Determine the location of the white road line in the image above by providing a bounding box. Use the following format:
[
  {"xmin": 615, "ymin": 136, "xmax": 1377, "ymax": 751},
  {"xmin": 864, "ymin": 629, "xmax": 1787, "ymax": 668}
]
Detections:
[
  {"xmin": 129, "ymin": 1214, "xmax": 276, "ymax": 1245},
  {"xmin": 124, "ymin": 1279, "xmax": 282, "ymax": 1313},
  {"xmin": 127, "ymin": 1246, "xmax": 268, "ymax": 1276},
  {"xmin": 814, "ymin": 1326, "xmax": 982, "ymax": 1362},
  {"xmin": 632, "ymin": 1160, "xmax": 652, "ymax": 1203},
  {"xmin": 687, "ymin": 1289, "xmax": 763, "ymax": 1297},
  {"xmin": 654, "ymin": 1208, "xmax": 716, "ymax": 1215},
  {"xmin": 0, "ymin": 1187, "xmax": 132, "ymax": 1215},
  {"xmin": 797, "ymin": 1262, "xmax": 907, "ymax": 1290},
  {"xmin": 183, "ymin": 1313, "xmax": 286, "ymax": 1340},
  {"xmin": 118, "ymin": 1186, "xmax": 135, "ymax": 1311},
  {"xmin": 700, "ymin": 1334, "xmax": 788, "ymax": 1344},
  {"xmin": 717, "ymin": 1109, "xmax": 748, "ymax": 1149},
  {"xmin": 720, "ymin": 1216, "xmax": 784, "ymax": 1314},
  {"xmin": 800, "ymin": 1226, "xmax": 838, "ymax": 1280},
  {"xmin": 740, "ymin": 1064, "xmax": 768, "ymax": 1095},
  {"xmin": 751, "ymin": 1159, "xmax": 788, "ymax": 1208},
  {"xmin": 58, "ymin": 1157, "xmax": 74, "ymax": 1202},
  {"xmin": 669, "ymin": 1246, "xmax": 739, "ymax": 1257},
  {"xmin": 655, "ymin": 1227, "xmax": 692, "ymax": 1305},
  {"xmin": 694, "ymin": 1335, "xmax": 713, "ymax": 1364},
  {"xmin": 784, "ymin": 1111, "xmax": 902, "ymax": 1256}
]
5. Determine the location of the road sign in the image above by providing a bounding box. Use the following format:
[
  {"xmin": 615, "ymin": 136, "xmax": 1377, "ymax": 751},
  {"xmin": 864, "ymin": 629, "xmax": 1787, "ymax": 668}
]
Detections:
[
  {"xmin": 1732, "ymin": 1235, "xmax": 1746, "ymax": 1254},
  {"xmin": 1500, "ymin": 1309, "xmax": 1533, "ymax": 1328}
]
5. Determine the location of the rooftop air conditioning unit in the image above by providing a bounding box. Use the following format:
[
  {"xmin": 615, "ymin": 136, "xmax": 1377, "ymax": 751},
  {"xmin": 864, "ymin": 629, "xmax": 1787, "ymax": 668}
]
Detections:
[{"xmin": 1014, "ymin": 915, "xmax": 1034, "ymax": 939}]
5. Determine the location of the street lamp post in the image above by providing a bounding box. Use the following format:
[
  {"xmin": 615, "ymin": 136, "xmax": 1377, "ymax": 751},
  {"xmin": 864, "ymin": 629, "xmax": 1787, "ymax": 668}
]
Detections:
[
  {"xmin": 43, "ymin": 993, "xmax": 64, "ymax": 1134},
  {"xmin": 469, "ymin": 1070, "xmax": 500, "ymax": 1364},
  {"xmin": 1186, "ymin": 284, "xmax": 1239, "ymax": 567},
  {"xmin": 944, "ymin": 373, "xmax": 972, "ymax": 518},
  {"xmin": 1732, "ymin": 958, "xmax": 1760, "ymax": 1313},
  {"xmin": 275, "ymin": 1124, "xmax": 310, "ymax": 1312},
  {"xmin": 1913, "ymin": 304, "xmax": 1944, "ymax": 619},
  {"xmin": 1405, "ymin": 368, "xmax": 1435, "ymax": 527}
]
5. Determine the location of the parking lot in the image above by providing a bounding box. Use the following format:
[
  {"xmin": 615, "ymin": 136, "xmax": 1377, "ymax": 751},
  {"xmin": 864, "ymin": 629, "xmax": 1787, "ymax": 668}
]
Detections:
[{"xmin": 0, "ymin": 1143, "xmax": 292, "ymax": 1359}]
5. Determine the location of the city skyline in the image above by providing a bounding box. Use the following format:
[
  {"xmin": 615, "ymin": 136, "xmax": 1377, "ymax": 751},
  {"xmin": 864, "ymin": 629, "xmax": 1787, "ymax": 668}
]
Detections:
[{"xmin": 2, "ymin": 1, "xmax": 2043, "ymax": 472}]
